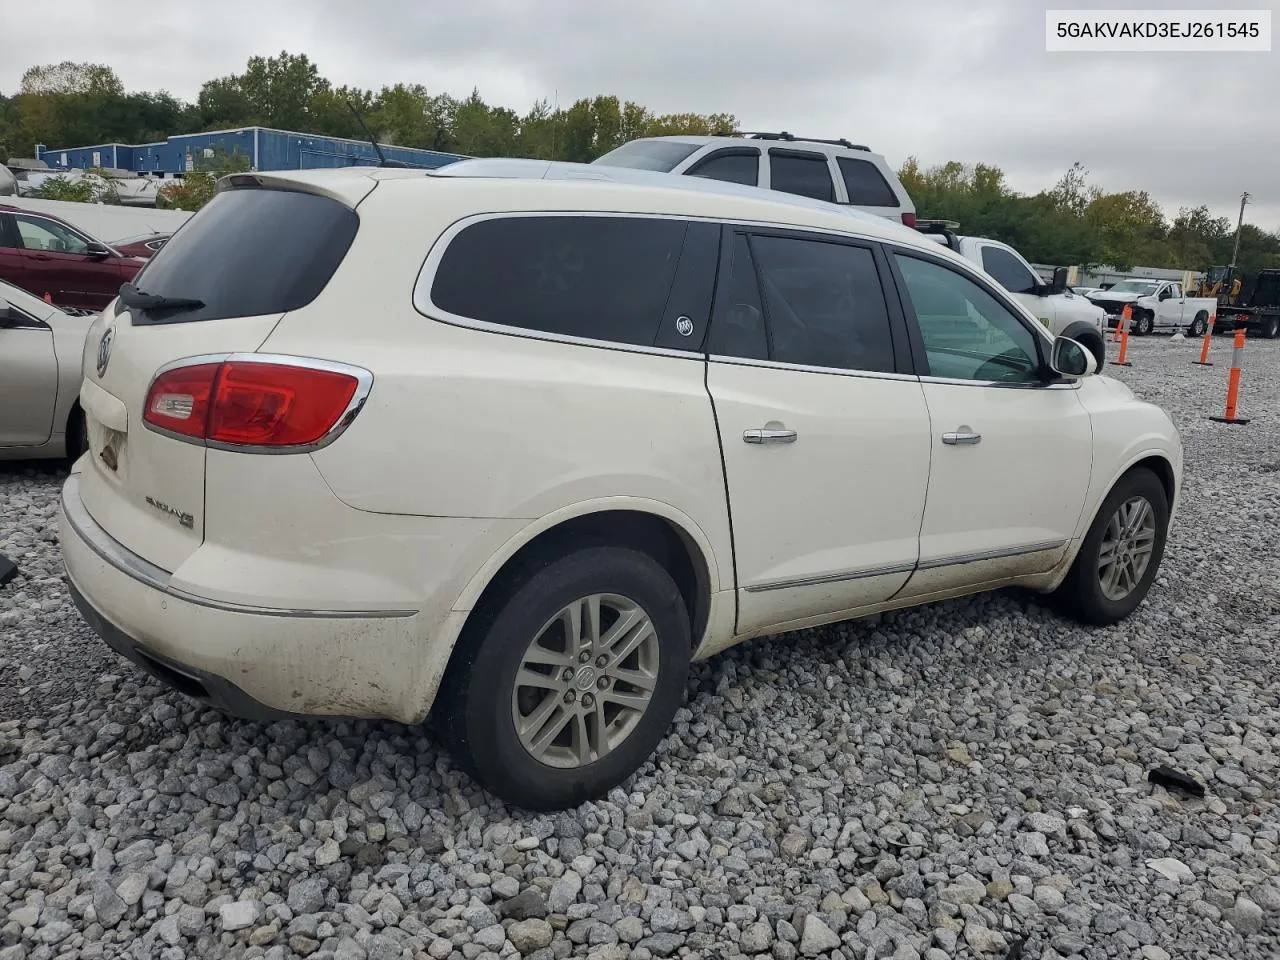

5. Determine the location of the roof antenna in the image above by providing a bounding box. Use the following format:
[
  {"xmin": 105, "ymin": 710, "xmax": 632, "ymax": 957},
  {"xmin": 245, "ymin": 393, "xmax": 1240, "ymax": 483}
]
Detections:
[{"xmin": 345, "ymin": 99, "xmax": 408, "ymax": 168}]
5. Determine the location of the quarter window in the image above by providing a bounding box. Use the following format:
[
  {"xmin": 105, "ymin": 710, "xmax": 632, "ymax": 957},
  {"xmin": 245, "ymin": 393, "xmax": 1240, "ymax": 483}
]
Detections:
[
  {"xmin": 895, "ymin": 254, "xmax": 1042, "ymax": 383},
  {"xmin": 769, "ymin": 151, "xmax": 836, "ymax": 203},
  {"xmin": 430, "ymin": 216, "xmax": 687, "ymax": 347},
  {"xmin": 836, "ymin": 157, "xmax": 900, "ymax": 207},
  {"xmin": 979, "ymin": 245, "xmax": 1040, "ymax": 295}
]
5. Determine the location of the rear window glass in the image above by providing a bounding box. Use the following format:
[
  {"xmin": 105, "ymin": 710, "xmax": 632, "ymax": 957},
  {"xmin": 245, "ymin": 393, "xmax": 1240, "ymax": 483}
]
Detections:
[
  {"xmin": 836, "ymin": 157, "xmax": 900, "ymax": 207},
  {"xmin": 591, "ymin": 140, "xmax": 701, "ymax": 172},
  {"xmin": 128, "ymin": 187, "xmax": 357, "ymax": 324},
  {"xmin": 430, "ymin": 216, "xmax": 687, "ymax": 347}
]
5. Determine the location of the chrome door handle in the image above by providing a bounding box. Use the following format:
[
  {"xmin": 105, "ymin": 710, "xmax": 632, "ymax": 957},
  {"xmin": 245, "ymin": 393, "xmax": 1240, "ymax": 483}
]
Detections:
[
  {"xmin": 942, "ymin": 427, "xmax": 982, "ymax": 445},
  {"xmin": 744, "ymin": 428, "xmax": 797, "ymax": 444}
]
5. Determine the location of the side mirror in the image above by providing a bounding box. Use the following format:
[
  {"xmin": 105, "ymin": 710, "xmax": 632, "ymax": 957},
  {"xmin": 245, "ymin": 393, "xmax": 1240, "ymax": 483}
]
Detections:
[
  {"xmin": 1049, "ymin": 267, "xmax": 1070, "ymax": 296},
  {"xmin": 1050, "ymin": 336, "xmax": 1096, "ymax": 378},
  {"xmin": 85, "ymin": 241, "xmax": 111, "ymax": 258}
]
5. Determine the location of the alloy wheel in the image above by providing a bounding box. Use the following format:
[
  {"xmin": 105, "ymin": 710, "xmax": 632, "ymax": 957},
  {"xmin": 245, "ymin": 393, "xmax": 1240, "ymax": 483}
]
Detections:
[
  {"xmin": 1098, "ymin": 496, "xmax": 1157, "ymax": 601},
  {"xmin": 511, "ymin": 593, "xmax": 659, "ymax": 769}
]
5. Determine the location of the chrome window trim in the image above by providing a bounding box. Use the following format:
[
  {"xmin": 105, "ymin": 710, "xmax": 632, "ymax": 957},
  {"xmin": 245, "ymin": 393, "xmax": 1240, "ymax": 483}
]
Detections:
[
  {"xmin": 140, "ymin": 352, "xmax": 374, "ymax": 455},
  {"xmin": 61, "ymin": 474, "xmax": 416, "ymax": 619},
  {"xmin": 411, "ymin": 209, "xmax": 902, "ymax": 361},
  {"xmin": 707, "ymin": 353, "xmax": 920, "ymax": 383}
]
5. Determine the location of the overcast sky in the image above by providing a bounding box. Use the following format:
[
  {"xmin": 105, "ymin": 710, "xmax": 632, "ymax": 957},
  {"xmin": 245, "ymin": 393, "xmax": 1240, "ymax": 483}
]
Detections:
[{"xmin": 4, "ymin": 0, "xmax": 1275, "ymax": 228}]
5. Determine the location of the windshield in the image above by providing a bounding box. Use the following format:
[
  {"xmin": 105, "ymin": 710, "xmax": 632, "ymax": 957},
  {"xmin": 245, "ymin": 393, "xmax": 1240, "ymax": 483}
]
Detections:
[
  {"xmin": 591, "ymin": 140, "xmax": 701, "ymax": 172},
  {"xmin": 1108, "ymin": 280, "xmax": 1160, "ymax": 295}
]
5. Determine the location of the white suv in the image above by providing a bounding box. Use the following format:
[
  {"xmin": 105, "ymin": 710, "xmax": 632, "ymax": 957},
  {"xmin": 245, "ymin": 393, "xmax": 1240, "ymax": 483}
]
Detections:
[
  {"xmin": 592, "ymin": 132, "xmax": 917, "ymax": 226},
  {"xmin": 60, "ymin": 160, "xmax": 1181, "ymax": 811}
]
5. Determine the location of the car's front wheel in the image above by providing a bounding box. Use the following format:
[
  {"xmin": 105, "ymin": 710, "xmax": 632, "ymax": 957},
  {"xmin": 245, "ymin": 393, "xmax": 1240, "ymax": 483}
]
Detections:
[
  {"xmin": 1132, "ymin": 310, "xmax": 1155, "ymax": 336},
  {"xmin": 1053, "ymin": 467, "xmax": 1169, "ymax": 625},
  {"xmin": 436, "ymin": 545, "xmax": 691, "ymax": 811}
]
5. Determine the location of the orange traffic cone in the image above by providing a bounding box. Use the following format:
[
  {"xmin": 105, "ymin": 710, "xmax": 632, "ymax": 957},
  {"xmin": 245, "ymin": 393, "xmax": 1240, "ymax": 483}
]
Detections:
[
  {"xmin": 1193, "ymin": 313, "xmax": 1216, "ymax": 366},
  {"xmin": 1110, "ymin": 305, "xmax": 1132, "ymax": 367},
  {"xmin": 1209, "ymin": 326, "xmax": 1250, "ymax": 425}
]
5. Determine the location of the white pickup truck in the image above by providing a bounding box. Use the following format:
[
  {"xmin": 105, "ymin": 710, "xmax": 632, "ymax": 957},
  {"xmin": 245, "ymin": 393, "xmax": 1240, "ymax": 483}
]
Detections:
[
  {"xmin": 1085, "ymin": 279, "xmax": 1215, "ymax": 337},
  {"xmin": 918, "ymin": 225, "xmax": 1108, "ymax": 367}
]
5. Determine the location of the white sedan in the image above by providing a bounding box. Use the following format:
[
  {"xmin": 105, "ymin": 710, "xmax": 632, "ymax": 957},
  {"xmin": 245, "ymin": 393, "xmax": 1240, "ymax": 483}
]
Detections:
[{"xmin": 0, "ymin": 278, "xmax": 91, "ymax": 460}]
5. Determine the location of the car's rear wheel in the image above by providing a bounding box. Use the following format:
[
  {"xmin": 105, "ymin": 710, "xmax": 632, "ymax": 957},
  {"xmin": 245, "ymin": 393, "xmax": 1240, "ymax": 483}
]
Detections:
[
  {"xmin": 1187, "ymin": 312, "xmax": 1208, "ymax": 338},
  {"xmin": 436, "ymin": 545, "xmax": 691, "ymax": 811},
  {"xmin": 1053, "ymin": 467, "xmax": 1169, "ymax": 626}
]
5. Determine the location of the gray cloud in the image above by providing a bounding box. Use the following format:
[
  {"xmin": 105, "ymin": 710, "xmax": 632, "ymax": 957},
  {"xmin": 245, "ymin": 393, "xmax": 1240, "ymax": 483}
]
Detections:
[{"xmin": 4, "ymin": 0, "xmax": 1276, "ymax": 227}]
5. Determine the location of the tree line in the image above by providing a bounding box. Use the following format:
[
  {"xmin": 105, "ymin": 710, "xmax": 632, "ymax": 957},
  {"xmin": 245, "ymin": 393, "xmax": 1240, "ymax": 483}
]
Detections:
[{"xmin": 2, "ymin": 54, "xmax": 1276, "ymax": 272}]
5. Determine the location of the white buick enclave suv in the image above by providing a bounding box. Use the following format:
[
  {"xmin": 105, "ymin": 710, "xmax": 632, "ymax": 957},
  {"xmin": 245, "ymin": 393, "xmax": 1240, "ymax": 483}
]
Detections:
[{"xmin": 60, "ymin": 159, "xmax": 1182, "ymax": 810}]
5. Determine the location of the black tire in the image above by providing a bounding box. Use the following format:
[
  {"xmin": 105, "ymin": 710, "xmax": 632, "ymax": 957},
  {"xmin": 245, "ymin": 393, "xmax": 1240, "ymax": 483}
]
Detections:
[
  {"xmin": 65, "ymin": 408, "xmax": 88, "ymax": 465},
  {"xmin": 435, "ymin": 545, "xmax": 691, "ymax": 811},
  {"xmin": 1263, "ymin": 315, "xmax": 1280, "ymax": 340},
  {"xmin": 1187, "ymin": 313, "xmax": 1208, "ymax": 338},
  {"xmin": 1132, "ymin": 311, "xmax": 1154, "ymax": 336},
  {"xmin": 1053, "ymin": 467, "xmax": 1169, "ymax": 626}
]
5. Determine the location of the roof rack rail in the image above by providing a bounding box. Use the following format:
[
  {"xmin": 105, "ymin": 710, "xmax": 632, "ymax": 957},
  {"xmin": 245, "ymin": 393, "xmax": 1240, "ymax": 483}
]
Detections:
[{"xmin": 736, "ymin": 131, "xmax": 871, "ymax": 152}]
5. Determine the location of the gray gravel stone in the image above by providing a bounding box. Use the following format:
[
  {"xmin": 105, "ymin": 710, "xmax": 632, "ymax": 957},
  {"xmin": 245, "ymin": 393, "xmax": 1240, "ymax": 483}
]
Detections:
[
  {"xmin": 798, "ymin": 914, "xmax": 840, "ymax": 956},
  {"xmin": 1227, "ymin": 898, "xmax": 1265, "ymax": 935},
  {"xmin": 507, "ymin": 919, "xmax": 553, "ymax": 953}
]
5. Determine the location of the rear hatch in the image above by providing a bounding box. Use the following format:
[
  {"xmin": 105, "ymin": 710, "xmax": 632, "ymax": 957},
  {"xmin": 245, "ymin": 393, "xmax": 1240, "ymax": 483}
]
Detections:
[{"xmin": 76, "ymin": 174, "xmax": 368, "ymax": 571}]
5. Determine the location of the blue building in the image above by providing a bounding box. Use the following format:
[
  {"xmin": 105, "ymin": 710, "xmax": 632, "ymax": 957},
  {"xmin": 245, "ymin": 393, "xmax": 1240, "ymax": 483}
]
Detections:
[{"xmin": 36, "ymin": 126, "xmax": 467, "ymax": 176}]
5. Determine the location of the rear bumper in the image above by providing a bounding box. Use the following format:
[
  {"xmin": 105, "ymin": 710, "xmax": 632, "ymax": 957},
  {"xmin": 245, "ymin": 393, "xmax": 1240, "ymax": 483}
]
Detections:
[{"xmin": 58, "ymin": 472, "xmax": 432, "ymax": 724}]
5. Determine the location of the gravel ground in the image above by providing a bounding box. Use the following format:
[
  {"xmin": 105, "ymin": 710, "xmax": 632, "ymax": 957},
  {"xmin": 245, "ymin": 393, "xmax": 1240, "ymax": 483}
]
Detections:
[{"xmin": 2, "ymin": 336, "xmax": 1278, "ymax": 960}]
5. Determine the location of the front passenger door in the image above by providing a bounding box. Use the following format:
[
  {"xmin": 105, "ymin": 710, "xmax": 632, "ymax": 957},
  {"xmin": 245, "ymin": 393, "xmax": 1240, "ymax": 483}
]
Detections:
[
  {"xmin": 887, "ymin": 251, "xmax": 1092, "ymax": 600},
  {"xmin": 0, "ymin": 296, "xmax": 58, "ymax": 447},
  {"xmin": 705, "ymin": 229, "xmax": 932, "ymax": 636}
]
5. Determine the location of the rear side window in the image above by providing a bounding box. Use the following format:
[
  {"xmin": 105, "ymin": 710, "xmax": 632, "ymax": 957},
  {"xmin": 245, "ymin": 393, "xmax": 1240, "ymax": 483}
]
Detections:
[
  {"xmin": 769, "ymin": 151, "xmax": 835, "ymax": 202},
  {"xmin": 687, "ymin": 150, "xmax": 759, "ymax": 186},
  {"xmin": 836, "ymin": 157, "xmax": 900, "ymax": 207},
  {"xmin": 430, "ymin": 216, "xmax": 687, "ymax": 347},
  {"xmin": 129, "ymin": 188, "xmax": 357, "ymax": 325},
  {"xmin": 751, "ymin": 235, "xmax": 896, "ymax": 373}
]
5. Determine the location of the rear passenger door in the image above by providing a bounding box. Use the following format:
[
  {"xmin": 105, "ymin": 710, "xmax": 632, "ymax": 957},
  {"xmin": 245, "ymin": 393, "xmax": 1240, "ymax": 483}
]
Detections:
[{"xmin": 704, "ymin": 227, "xmax": 932, "ymax": 637}]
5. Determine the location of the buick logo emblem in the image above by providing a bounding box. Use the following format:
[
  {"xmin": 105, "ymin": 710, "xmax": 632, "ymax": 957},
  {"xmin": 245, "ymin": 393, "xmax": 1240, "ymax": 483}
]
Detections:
[
  {"xmin": 96, "ymin": 327, "xmax": 115, "ymax": 377},
  {"xmin": 675, "ymin": 315, "xmax": 694, "ymax": 337}
]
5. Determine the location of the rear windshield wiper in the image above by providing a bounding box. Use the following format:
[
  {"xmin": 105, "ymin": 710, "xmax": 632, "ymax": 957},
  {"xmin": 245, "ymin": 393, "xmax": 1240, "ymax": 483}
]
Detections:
[{"xmin": 118, "ymin": 282, "xmax": 205, "ymax": 312}]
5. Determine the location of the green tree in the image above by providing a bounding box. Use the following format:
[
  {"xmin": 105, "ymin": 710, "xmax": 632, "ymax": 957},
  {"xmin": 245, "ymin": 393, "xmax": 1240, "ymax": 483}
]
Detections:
[{"xmin": 159, "ymin": 148, "xmax": 251, "ymax": 211}]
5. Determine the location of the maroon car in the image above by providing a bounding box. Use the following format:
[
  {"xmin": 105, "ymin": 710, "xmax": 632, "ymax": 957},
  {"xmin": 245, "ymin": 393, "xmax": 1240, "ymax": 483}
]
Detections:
[
  {"xmin": 0, "ymin": 204, "xmax": 144, "ymax": 312},
  {"xmin": 111, "ymin": 233, "xmax": 170, "ymax": 259}
]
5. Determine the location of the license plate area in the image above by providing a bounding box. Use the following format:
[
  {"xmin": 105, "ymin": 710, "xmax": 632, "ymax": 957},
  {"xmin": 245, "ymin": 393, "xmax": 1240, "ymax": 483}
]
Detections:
[{"xmin": 88, "ymin": 413, "xmax": 128, "ymax": 481}]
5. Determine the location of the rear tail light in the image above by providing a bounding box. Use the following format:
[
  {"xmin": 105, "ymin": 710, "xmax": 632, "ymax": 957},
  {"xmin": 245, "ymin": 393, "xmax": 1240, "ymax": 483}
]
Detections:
[
  {"xmin": 143, "ymin": 356, "xmax": 369, "ymax": 450},
  {"xmin": 900, "ymin": 212, "xmax": 917, "ymax": 227}
]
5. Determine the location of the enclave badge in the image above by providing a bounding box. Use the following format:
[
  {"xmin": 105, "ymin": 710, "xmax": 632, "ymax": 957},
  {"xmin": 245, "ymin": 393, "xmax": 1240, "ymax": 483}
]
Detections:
[{"xmin": 96, "ymin": 327, "xmax": 115, "ymax": 377}]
